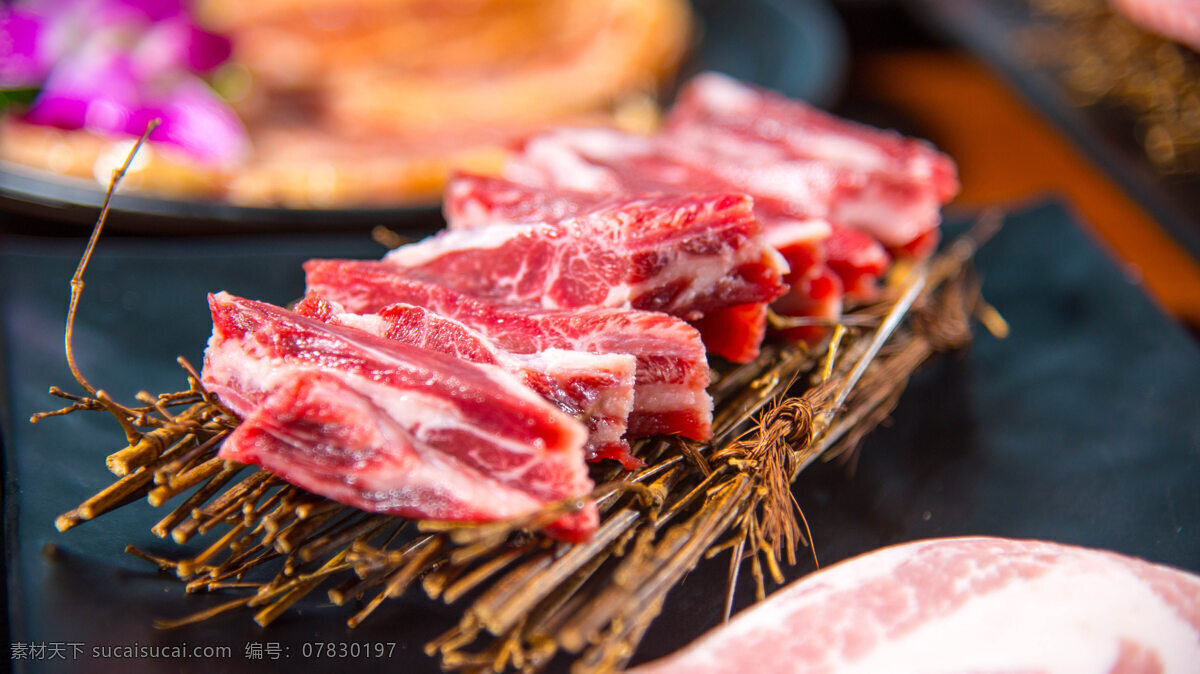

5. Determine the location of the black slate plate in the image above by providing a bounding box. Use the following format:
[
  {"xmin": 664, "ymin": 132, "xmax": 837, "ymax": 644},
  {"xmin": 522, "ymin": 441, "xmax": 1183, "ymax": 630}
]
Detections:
[
  {"xmin": 0, "ymin": 0, "xmax": 847, "ymax": 235},
  {"xmin": 4, "ymin": 201, "xmax": 1200, "ymax": 673}
]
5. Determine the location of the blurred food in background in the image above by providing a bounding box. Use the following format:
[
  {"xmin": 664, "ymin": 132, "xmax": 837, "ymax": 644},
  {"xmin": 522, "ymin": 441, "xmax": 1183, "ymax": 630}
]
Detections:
[
  {"xmin": 0, "ymin": 0, "xmax": 692, "ymax": 207},
  {"xmin": 1024, "ymin": 0, "xmax": 1200, "ymax": 173},
  {"xmin": 0, "ymin": 0, "xmax": 246, "ymax": 198}
]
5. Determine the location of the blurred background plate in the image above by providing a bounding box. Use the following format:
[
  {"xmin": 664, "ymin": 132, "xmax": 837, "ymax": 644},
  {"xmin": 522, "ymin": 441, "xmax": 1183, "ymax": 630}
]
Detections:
[{"xmin": 0, "ymin": 0, "xmax": 847, "ymax": 236}]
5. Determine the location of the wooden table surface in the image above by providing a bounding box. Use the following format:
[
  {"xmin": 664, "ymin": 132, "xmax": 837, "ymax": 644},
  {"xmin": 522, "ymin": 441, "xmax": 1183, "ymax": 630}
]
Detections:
[{"xmin": 858, "ymin": 51, "xmax": 1200, "ymax": 333}]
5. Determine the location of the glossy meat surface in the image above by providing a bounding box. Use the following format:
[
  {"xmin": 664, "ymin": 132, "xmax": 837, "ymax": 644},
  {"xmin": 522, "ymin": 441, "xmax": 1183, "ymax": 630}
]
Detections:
[
  {"xmin": 304, "ymin": 260, "xmax": 714, "ymax": 442},
  {"xmin": 502, "ymin": 73, "xmax": 958, "ymax": 333},
  {"xmin": 293, "ymin": 292, "xmax": 638, "ymax": 467},
  {"xmin": 203, "ymin": 292, "xmax": 597, "ymax": 539},
  {"xmin": 406, "ymin": 175, "xmax": 787, "ymax": 362}
]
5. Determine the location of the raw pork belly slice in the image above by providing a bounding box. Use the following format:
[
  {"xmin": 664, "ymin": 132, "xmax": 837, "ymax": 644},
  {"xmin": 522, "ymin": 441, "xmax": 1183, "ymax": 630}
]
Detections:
[
  {"xmin": 304, "ymin": 259, "xmax": 713, "ymax": 442},
  {"xmin": 500, "ymin": 127, "xmax": 869, "ymax": 328},
  {"xmin": 226, "ymin": 373, "xmax": 585, "ymax": 534},
  {"xmin": 292, "ymin": 293, "xmax": 638, "ymax": 468},
  {"xmin": 503, "ymin": 73, "xmax": 957, "ymax": 331},
  {"xmin": 393, "ymin": 179, "xmax": 787, "ymax": 363},
  {"xmin": 666, "ymin": 71, "xmax": 959, "ymax": 250},
  {"xmin": 202, "ymin": 291, "xmax": 597, "ymax": 540},
  {"xmin": 392, "ymin": 187, "xmax": 785, "ymax": 319},
  {"xmin": 688, "ymin": 303, "xmax": 768, "ymax": 365},
  {"xmin": 443, "ymin": 171, "xmax": 605, "ymax": 229},
  {"xmin": 667, "ymin": 72, "xmax": 955, "ymax": 322},
  {"xmin": 632, "ymin": 537, "xmax": 1200, "ymax": 673},
  {"xmin": 444, "ymin": 173, "xmax": 787, "ymax": 363}
]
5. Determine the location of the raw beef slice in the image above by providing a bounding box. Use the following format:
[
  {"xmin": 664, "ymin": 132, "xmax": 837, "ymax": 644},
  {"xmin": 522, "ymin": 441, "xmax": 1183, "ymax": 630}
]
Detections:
[
  {"xmin": 304, "ymin": 260, "xmax": 714, "ymax": 442},
  {"xmin": 292, "ymin": 292, "xmax": 639, "ymax": 467},
  {"xmin": 202, "ymin": 292, "xmax": 597, "ymax": 540}
]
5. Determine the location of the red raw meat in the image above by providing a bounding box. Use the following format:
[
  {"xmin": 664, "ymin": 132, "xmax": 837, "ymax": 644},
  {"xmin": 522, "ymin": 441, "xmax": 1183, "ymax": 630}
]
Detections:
[
  {"xmin": 226, "ymin": 373, "xmax": 591, "ymax": 536},
  {"xmin": 203, "ymin": 292, "xmax": 597, "ymax": 540},
  {"xmin": 768, "ymin": 260, "xmax": 843, "ymax": 345},
  {"xmin": 665, "ymin": 73, "xmax": 953, "ymax": 311},
  {"xmin": 632, "ymin": 537, "xmax": 1200, "ymax": 673},
  {"xmin": 443, "ymin": 172, "xmax": 787, "ymax": 363},
  {"xmin": 292, "ymin": 293, "xmax": 638, "ymax": 468},
  {"xmin": 391, "ymin": 189, "xmax": 783, "ymax": 318},
  {"xmin": 443, "ymin": 173, "xmax": 788, "ymax": 362},
  {"xmin": 666, "ymin": 72, "xmax": 958, "ymax": 248},
  {"xmin": 503, "ymin": 74, "xmax": 956, "ymax": 331},
  {"xmin": 394, "ymin": 179, "xmax": 787, "ymax": 363},
  {"xmin": 444, "ymin": 171, "xmax": 602, "ymax": 227},
  {"xmin": 688, "ymin": 303, "xmax": 768, "ymax": 365},
  {"xmin": 504, "ymin": 125, "xmax": 718, "ymax": 196},
  {"xmin": 502, "ymin": 126, "xmax": 890, "ymax": 332},
  {"xmin": 304, "ymin": 259, "xmax": 713, "ymax": 443},
  {"xmin": 823, "ymin": 225, "xmax": 890, "ymax": 301},
  {"xmin": 500, "ymin": 127, "xmax": 858, "ymax": 331},
  {"xmin": 503, "ymin": 123, "xmax": 932, "ymax": 323}
]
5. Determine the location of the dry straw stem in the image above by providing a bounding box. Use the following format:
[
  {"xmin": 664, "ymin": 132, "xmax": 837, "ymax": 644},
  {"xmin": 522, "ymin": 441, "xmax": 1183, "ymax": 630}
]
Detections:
[{"xmin": 41, "ymin": 132, "xmax": 1004, "ymax": 673}]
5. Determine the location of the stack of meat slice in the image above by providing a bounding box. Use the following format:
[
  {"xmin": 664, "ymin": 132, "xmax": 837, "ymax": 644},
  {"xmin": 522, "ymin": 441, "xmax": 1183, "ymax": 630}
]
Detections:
[
  {"xmin": 304, "ymin": 261, "xmax": 713, "ymax": 468},
  {"xmin": 203, "ymin": 292, "xmax": 598, "ymax": 540},
  {"xmin": 204, "ymin": 180, "xmax": 774, "ymax": 537},
  {"xmin": 199, "ymin": 71, "xmax": 957, "ymax": 543},
  {"xmin": 439, "ymin": 174, "xmax": 787, "ymax": 362},
  {"xmin": 500, "ymin": 71, "xmax": 960, "ymax": 339},
  {"xmin": 385, "ymin": 183, "xmax": 788, "ymax": 363},
  {"xmin": 303, "ymin": 179, "xmax": 788, "ymax": 471},
  {"xmin": 291, "ymin": 292, "xmax": 639, "ymax": 468}
]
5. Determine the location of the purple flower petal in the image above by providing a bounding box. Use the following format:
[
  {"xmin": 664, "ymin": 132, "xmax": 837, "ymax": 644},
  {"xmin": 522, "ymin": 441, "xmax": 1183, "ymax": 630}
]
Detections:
[
  {"xmin": 135, "ymin": 16, "xmax": 231, "ymax": 77},
  {"xmin": 13, "ymin": 0, "xmax": 244, "ymax": 165},
  {"xmin": 181, "ymin": 24, "xmax": 231, "ymax": 73},
  {"xmin": 0, "ymin": 10, "xmax": 49, "ymax": 87},
  {"xmin": 136, "ymin": 77, "xmax": 249, "ymax": 165},
  {"xmin": 25, "ymin": 50, "xmax": 140, "ymax": 132},
  {"xmin": 107, "ymin": 0, "xmax": 186, "ymax": 23}
]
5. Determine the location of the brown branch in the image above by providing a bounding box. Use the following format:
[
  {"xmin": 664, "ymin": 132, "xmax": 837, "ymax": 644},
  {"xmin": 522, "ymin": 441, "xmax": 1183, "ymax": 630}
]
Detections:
[{"xmin": 65, "ymin": 120, "xmax": 160, "ymax": 399}]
